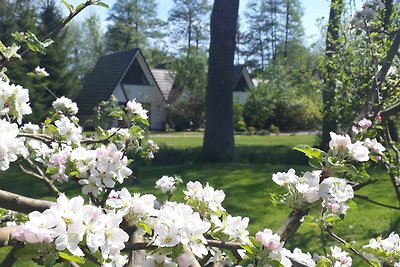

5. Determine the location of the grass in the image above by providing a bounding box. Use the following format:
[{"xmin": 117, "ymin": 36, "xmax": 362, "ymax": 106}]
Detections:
[
  {"xmin": 0, "ymin": 133, "xmax": 399, "ymax": 265},
  {"xmin": 148, "ymin": 133, "xmax": 316, "ymax": 165}
]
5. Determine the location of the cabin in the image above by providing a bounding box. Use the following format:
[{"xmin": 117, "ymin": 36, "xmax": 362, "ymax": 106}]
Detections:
[{"xmin": 76, "ymin": 48, "xmax": 254, "ymax": 130}]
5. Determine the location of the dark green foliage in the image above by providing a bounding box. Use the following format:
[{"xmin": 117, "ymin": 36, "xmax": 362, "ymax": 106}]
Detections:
[
  {"xmin": 168, "ymin": 51, "xmax": 207, "ymax": 103},
  {"xmin": 168, "ymin": 0, "xmax": 212, "ymax": 54},
  {"xmin": 233, "ymin": 103, "xmax": 246, "ymax": 132},
  {"xmin": 105, "ymin": 0, "xmax": 164, "ymax": 52},
  {"xmin": 165, "ymin": 99, "xmax": 205, "ymax": 131},
  {"xmin": 243, "ymin": 85, "xmax": 275, "ymax": 129},
  {"xmin": 31, "ymin": 0, "xmax": 80, "ymax": 121},
  {"xmin": 0, "ymin": 0, "xmax": 80, "ymax": 122},
  {"xmin": 243, "ymin": 41, "xmax": 322, "ymax": 132}
]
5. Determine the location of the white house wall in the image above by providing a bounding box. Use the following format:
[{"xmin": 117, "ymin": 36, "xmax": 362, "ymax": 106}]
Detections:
[
  {"xmin": 111, "ymin": 84, "xmax": 167, "ymax": 130},
  {"xmin": 233, "ymin": 92, "xmax": 248, "ymax": 105}
]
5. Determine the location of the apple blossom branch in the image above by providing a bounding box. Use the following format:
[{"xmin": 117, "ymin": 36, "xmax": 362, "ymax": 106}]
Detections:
[{"xmin": 0, "ymin": 0, "xmax": 96, "ymax": 68}]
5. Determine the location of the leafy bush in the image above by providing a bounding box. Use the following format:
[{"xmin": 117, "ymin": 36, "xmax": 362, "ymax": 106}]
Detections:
[
  {"xmin": 243, "ymin": 84, "xmax": 275, "ymax": 129},
  {"xmin": 165, "ymin": 99, "xmax": 204, "ymax": 131},
  {"xmin": 271, "ymin": 97, "xmax": 322, "ymax": 132},
  {"xmin": 233, "ymin": 103, "xmax": 246, "ymax": 132}
]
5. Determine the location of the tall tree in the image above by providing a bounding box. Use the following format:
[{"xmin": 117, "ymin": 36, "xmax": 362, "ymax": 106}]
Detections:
[
  {"xmin": 105, "ymin": 0, "xmax": 163, "ymax": 52},
  {"xmin": 66, "ymin": 13, "xmax": 105, "ymax": 81},
  {"xmin": 203, "ymin": 0, "xmax": 239, "ymax": 161},
  {"xmin": 32, "ymin": 0, "xmax": 80, "ymax": 120},
  {"xmin": 168, "ymin": 0, "xmax": 212, "ymax": 55},
  {"xmin": 243, "ymin": 0, "xmax": 303, "ymax": 71},
  {"xmin": 320, "ymin": 0, "xmax": 344, "ymax": 149}
]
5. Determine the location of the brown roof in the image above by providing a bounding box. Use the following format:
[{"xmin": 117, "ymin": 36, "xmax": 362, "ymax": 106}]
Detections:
[{"xmin": 151, "ymin": 69, "xmax": 174, "ymax": 99}]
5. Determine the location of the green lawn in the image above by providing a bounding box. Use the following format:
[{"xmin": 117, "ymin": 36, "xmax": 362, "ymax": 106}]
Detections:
[{"xmin": 0, "ymin": 133, "xmax": 398, "ymax": 265}]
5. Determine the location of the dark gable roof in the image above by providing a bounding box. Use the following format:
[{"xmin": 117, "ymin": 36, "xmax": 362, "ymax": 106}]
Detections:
[
  {"xmin": 233, "ymin": 65, "xmax": 255, "ymax": 91},
  {"xmin": 77, "ymin": 48, "xmax": 140, "ymax": 115}
]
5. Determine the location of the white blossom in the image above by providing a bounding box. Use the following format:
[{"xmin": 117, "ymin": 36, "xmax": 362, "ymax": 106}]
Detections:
[
  {"xmin": 156, "ymin": 176, "xmax": 176, "ymax": 194},
  {"xmin": 54, "ymin": 116, "xmax": 82, "ymax": 144},
  {"xmin": 0, "ymin": 79, "xmax": 31, "ymax": 123},
  {"xmin": 330, "ymin": 246, "xmax": 352, "ymax": 267},
  {"xmin": 0, "ymin": 119, "xmax": 28, "ymax": 170},
  {"xmin": 34, "ymin": 66, "xmax": 49, "ymax": 77},
  {"xmin": 126, "ymin": 99, "xmax": 148, "ymax": 120},
  {"xmin": 52, "ymin": 96, "xmax": 78, "ymax": 115}
]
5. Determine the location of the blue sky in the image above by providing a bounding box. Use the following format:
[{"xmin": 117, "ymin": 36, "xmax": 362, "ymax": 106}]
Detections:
[{"xmin": 65, "ymin": 0, "xmax": 358, "ymax": 45}]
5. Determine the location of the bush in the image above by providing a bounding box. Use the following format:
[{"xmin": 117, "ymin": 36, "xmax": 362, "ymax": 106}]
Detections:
[
  {"xmin": 270, "ymin": 97, "xmax": 322, "ymax": 132},
  {"xmin": 233, "ymin": 103, "xmax": 247, "ymax": 132},
  {"xmin": 165, "ymin": 99, "xmax": 204, "ymax": 131},
  {"xmin": 243, "ymin": 85, "xmax": 275, "ymax": 129}
]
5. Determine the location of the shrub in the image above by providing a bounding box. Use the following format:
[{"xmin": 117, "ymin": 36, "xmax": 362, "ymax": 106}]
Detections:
[
  {"xmin": 165, "ymin": 99, "xmax": 204, "ymax": 131},
  {"xmin": 243, "ymin": 85, "xmax": 275, "ymax": 129}
]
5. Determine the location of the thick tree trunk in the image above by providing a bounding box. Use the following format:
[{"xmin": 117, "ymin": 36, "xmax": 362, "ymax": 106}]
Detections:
[
  {"xmin": 320, "ymin": 0, "xmax": 344, "ymax": 149},
  {"xmin": 203, "ymin": 0, "xmax": 239, "ymax": 162}
]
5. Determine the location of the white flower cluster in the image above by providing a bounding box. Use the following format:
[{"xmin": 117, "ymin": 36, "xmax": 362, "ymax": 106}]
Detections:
[
  {"xmin": 126, "ymin": 99, "xmax": 148, "ymax": 120},
  {"xmin": 255, "ymin": 228, "xmax": 316, "ymax": 267},
  {"xmin": 0, "ymin": 119, "xmax": 28, "ymax": 170},
  {"xmin": 52, "ymin": 96, "xmax": 78, "ymax": 115},
  {"xmin": 273, "ymin": 169, "xmax": 354, "ymax": 214},
  {"xmin": 329, "ymin": 246, "xmax": 352, "ymax": 267},
  {"xmin": 0, "ymin": 79, "xmax": 31, "ymax": 123},
  {"xmin": 329, "ymin": 132, "xmax": 371, "ymax": 162},
  {"xmin": 54, "ymin": 116, "xmax": 82, "ymax": 144},
  {"xmin": 184, "ymin": 181, "xmax": 226, "ymax": 216},
  {"xmin": 211, "ymin": 215, "xmax": 250, "ymax": 243},
  {"xmin": 351, "ymin": 0, "xmax": 385, "ymax": 29},
  {"xmin": 106, "ymin": 188, "xmax": 157, "ymax": 229},
  {"xmin": 153, "ymin": 202, "xmax": 211, "ymax": 258},
  {"xmin": 156, "ymin": 175, "xmax": 177, "ymax": 194},
  {"xmin": 364, "ymin": 232, "xmax": 400, "ymax": 265},
  {"xmin": 352, "ymin": 117, "xmax": 372, "ymax": 134},
  {"xmin": 45, "ymin": 144, "xmax": 132, "ymax": 196},
  {"xmin": 14, "ymin": 194, "xmax": 129, "ymax": 266},
  {"xmin": 319, "ymin": 177, "xmax": 354, "ymax": 214}
]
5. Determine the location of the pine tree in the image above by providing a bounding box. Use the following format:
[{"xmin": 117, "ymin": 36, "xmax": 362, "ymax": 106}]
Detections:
[
  {"xmin": 168, "ymin": 0, "xmax": 212, "ymax": 55},
  {"xmin": 243, "ymin": 0, "xmax": 304, "ymax": 72},
  {"xmin": 105, "ymin": 0, "xmax": 164, "ymax": 52},
  {"xmin": 33, "ymin": 0, "xmax": 80, "ymax": 120}
]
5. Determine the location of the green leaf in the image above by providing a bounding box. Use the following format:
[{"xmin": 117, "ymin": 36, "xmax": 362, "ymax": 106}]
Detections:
[
  {"xmin": 61, "ymin": 0, "xmax": 74, "ymax": 12},
  {"xmin": 59, "ymin": 252, "xmax": 85, "ymax": 264},
  {"xmin": 14, "ymin": 246, "xmax": 38, "ymax": 260},
  {"xmin": 240, "ymin": 244, "xmax": 256, "ymax": 255},
  {"xmin": 46, "ymin": 167, "xmax": 58, "ymax": 175},
  {"xmin": 138, "ymin": 222, "xmax": 152, "ymax": 234},
  {"xmin": 95, "ymin": 2, "xmax": 109, "ymax": 8},
  {"xmin": 44, "ymin": 252, "xmax": 59, "ymax": 267},
  {"xmin": 293, "ymin": 145, "xmax": 326, "ymax": 160},
  {"xmin": 309, "ymin": 157, "xmax": 323, "ymax": 169}
]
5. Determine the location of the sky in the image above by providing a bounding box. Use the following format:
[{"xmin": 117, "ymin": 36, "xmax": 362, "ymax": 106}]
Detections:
[{"xmin": 64, "ymin": 0, "xmax": 358, "ymax": 45}]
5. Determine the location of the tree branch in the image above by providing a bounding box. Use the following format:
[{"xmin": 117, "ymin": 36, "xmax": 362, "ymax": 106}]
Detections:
[
  {"xmin": 19, "ymin": 160, "xmax": 60, "ymax": 197},
  {"xmin": 354, "ymin": 194, "xmax": 400, "ymax": 210},
  {"xmin": 328, "ymin": 230, "xmax": 375, "ymax": 267},
  {"xmin": 363, "ymin": 28, "xmax": 400, "ymax": 117},
  {"xmin": 0, "ymin": 189, "xmax": 52, "ymax": 214}
]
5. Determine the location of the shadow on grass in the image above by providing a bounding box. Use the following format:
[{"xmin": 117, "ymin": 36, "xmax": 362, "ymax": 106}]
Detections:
[{"xmin": 148, "ymin": 145, "xmax": 308, "ymax": 165}]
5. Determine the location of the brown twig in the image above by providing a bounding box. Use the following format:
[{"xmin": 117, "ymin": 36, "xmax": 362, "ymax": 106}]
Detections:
[
  {"xmin": 328, "ymin": 230, "xmax": 375, "ymax": 267},
  {"xmin": 19, "ymin": 159, "xmax": 60, "ymax": 196},
  {"xmin": 354, "ymin": 194, "xmax": 400, "ymax": 210}
]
